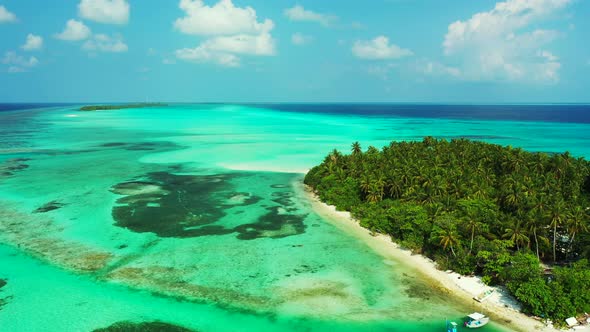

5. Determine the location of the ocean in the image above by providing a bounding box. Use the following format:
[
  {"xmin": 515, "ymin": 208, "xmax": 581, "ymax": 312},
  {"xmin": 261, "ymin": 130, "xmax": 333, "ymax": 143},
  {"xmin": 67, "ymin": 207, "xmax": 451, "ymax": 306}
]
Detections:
[{"xmin": 1, "ymin": 103, "xmax": 589, "ymax": 332}]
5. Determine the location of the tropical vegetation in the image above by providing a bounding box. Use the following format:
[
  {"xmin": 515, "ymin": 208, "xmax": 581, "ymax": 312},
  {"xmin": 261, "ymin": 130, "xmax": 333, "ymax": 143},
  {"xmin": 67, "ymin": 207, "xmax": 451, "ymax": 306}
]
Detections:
[
  {"xmin": 79, "ymin": 103, "xmax": 166, "ymax": 111},
  {"xmin": 304, "ymin": 137, "xmax": 590, "ymax": 323}
]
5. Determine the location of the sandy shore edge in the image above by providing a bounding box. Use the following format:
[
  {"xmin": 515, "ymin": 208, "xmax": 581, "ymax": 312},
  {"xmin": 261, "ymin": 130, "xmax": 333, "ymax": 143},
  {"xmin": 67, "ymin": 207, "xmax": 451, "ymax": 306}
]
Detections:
[{"xmin": 299, "ymin": 183, "xmax": 562, "ymax": 332}]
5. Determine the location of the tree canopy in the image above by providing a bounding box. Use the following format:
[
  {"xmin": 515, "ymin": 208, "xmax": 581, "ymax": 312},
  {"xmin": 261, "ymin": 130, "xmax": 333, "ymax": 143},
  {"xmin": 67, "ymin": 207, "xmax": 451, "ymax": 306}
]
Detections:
[
  {"xmin": 304, "ymin": 137, "xmax": 590, "ymax": 323},
  {"xmin": 79, "ymin": 103, "xmax": 166, "ymax": 111}
]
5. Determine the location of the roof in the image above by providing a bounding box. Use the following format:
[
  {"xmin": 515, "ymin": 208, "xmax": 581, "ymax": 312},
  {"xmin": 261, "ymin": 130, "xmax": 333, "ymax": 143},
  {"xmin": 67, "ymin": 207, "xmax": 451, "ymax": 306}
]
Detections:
[{"xmin": 468, "ymin": 312, "xmax": 486, "ymax": 320}]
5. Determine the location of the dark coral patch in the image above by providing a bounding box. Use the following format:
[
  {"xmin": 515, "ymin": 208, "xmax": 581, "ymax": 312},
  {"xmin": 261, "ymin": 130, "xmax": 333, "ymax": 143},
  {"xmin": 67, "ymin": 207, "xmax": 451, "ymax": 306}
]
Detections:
[
  {"xmin": 6, "ymin": 164, "xmax": 29, "ymax": 171},
  {"xmin": 0, "ymin": 278, "xmax": 8, "ymax": 311},
  {"xmin": 234, "ymin": 206, "xmax": 307, "ymax": 240},
  {"xmin": 400, "ymin": 275, "xmax": 440, "ymax": 301},
  {"xmin": 167, "ymin": 164, "xmax": 184, "ymax": 172},
  {"xmin": 92, "ymin": 321, "xmax": 195, "ymax": 332},
  {"xmin": 186, "ymin": 225, "xmax": 235, "ymax": 237},
  {"xmin": 33, "ymin": 200, "xmax": 66, "ymax": 213},
  {"xmin": 0, "ymin": 158, "xmax": 30, "ymax": 179},
  {"xmin": 111, "ymin": 172, "xmax": 234, "ymax": 238},
  {"xmin": 110, "ymin": 172, "xmax": 307, "ymax": 240},
  {"xmin": 99, "ymin": 142, "xmax": 127, "ymax": 147},
  {"xmin": 96, "ymin": 141, "xmax": 181, "ymax": 152},
  {"xmin": 271, "ymin": 191, "xmax": 295, "ymax": 208},
  {"xmin": 125, "ymin": 142, "xmax": 165, "ymax": 151}
]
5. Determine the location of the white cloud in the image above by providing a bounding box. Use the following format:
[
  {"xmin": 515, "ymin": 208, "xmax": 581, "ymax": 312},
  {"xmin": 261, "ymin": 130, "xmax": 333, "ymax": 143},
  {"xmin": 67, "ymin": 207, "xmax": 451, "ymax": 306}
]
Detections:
[
  {"xmin": 55, "ymin": 19, "xmax": 92, "ymax": 41},
  {"xmin": 2, "ymin": 51, "xmax": 39, "ymax": 73},
  {"xmin": 442, "ymin": 0, "xmax": 571, "ymax": 83},
  {"xmin": 22, "ymin": 34, "xmax": 43, "ymax": 51},
  {"xmin": 175, "ymin": 31, "xmax": 274, "ymax": 67},
  {"xmin": 78, "ymin": 0, "xmax": 129, "ymax": 25},
  {"xmin": 0, "ymin": 5, "xmax": 17, "ymax": 23},
  {"xmin": 201, "ymin": 32, "xmax": 275, "ymax": 55},
  {"xmin": 352, "ymin": 36, "xmax": 413, "ymax": 60},
  {"xmin": 417, "ymin": 61, "xmax": 461, "ymax": 78},
  {"xmin": 163, "ymin": 58, "xmax": 176, "ymax": 65},
  {"xmin": 174, "ymin": 0, "xmax": 276, "ymax": 67},
  {"xmin": 291, "ymin": 33, "xmax": 312, "ymax": 46},
  {"xmin": 175, "ymin": 0, "xmax": 273, "ymax": 36},
  {"xmin": 176, "ymin": 47, "xmax": 240, "ymax": 67},
  {"xmin": 284, "ymin": 5, "xmax": 335, "ymax": 26},
  {"xmin": 82, "ymin": 34, "xmax": 128, "ymax": 53}
]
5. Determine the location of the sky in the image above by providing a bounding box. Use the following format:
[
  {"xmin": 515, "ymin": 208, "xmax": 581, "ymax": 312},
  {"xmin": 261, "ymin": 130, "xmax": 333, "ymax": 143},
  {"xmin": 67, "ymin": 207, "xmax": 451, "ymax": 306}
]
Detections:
[{"xmin": 0, "ymin": 0, "xmax": 589, "ymax": 103}]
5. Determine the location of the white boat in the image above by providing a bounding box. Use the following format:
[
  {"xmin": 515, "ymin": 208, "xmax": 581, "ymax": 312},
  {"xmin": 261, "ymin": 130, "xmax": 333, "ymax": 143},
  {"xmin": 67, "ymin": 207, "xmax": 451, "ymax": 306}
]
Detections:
[
  {"xmin": 465, "ymin": 312, "xmax": 490, "ymax": 329},
  {"xmin": 474, "ymin": 289, "xmax": 495, "ymax": 302}
]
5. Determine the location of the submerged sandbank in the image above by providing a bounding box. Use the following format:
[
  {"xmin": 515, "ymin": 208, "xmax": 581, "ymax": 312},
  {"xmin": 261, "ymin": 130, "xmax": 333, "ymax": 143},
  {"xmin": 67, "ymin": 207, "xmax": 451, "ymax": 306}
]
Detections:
[{"xmin": 300, "ymin": 182, "xmax": 560, "ymax": 332}]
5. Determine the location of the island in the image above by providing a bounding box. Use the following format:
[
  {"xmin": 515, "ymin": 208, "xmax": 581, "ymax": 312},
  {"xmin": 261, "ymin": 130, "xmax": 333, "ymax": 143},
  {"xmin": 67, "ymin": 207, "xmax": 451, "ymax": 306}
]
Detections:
[
  {"xmin": 304, "ymin": 137, "xmax": 590, "ymax": 327},
  {"xmin": 79, "ymin": 103, "xmax": 167, "ymax": 111}
]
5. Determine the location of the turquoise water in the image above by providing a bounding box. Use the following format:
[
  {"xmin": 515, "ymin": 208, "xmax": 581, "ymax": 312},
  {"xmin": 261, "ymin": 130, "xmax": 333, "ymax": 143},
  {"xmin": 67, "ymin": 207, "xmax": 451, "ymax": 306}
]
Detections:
[{"xmin": 2, "ymin": 104, "xmax": 588, "ymax": 331}]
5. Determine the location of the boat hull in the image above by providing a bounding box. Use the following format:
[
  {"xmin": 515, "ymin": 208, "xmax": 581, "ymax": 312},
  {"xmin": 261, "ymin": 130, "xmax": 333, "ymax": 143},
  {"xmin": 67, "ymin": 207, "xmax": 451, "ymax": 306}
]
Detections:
[{"xmin": 466, "ymin": 317, "xmax": 490, "ymax": 328}]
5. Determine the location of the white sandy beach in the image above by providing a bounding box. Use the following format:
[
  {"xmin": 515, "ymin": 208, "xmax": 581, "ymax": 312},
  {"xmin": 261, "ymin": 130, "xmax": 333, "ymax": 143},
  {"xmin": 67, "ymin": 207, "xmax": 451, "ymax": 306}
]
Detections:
[{"xmin": 300, "ymin": 183, "xmax": 565, "ymax": 332}]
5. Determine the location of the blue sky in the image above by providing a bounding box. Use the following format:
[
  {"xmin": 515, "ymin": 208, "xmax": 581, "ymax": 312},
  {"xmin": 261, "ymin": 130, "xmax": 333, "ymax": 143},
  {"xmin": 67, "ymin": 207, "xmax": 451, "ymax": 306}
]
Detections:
[{"xmin": 0, "ymin": 0, "xmax": 588, "ymax": 103}]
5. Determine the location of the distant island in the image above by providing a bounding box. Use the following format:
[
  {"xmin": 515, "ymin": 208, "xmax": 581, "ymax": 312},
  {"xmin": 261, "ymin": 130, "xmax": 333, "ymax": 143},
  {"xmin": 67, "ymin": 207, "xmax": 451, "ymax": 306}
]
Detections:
[
  {"xmin": 305, "ymin": 137, "xmax": 590, "ymax": 326},
  {"xmin": 79, "ymin": 103, "xmax": 167, "ymax": 111}
]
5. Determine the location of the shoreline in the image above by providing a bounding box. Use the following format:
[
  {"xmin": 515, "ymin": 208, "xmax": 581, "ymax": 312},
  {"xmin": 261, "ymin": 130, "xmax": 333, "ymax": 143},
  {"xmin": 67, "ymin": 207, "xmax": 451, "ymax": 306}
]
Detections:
[{"xmin": 299, "ymin": 182, "xmax": 561, "ymax": 332}]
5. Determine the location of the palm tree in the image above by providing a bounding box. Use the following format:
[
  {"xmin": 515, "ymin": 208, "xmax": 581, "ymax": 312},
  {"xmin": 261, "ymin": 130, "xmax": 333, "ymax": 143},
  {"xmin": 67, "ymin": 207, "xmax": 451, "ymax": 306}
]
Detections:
[
  {"xmin": 367, "ymin": 183, "xmax": 384, "ymax": 203},
  {"xmin": 547, "ymin": 198, "xmax": 566, "ymax": 262},
  {"xmin": 351, "ymin": 141, "xmax": 362, "ymax": 155},
  {"xmin": 434, "ymin": 216, "xmax": 461, "ymax": 257},
  {"xmin": 504, "ymin": 220, "xmax": 530, "ymax": 251},
  {"xmin": 462, "ymin": 207, "xmax": 480, "ymax": 254},
  {"xmin": 523, "ymin": 210, "xmax": 543, "ymax": 260},
  {"xmin": 529, "ymin": 153, "xmax": 548, "ymax": 174},
  {"xmin": 423, "ymin": 136, "xmax": 436, "ymax": 147},
  {"xmin": 335, "ymin": 167, "xmax": 347, "ymax": 181},
  {"xmin": 329, "ymin": 149, "xmax": 341, "ymax": 165},
  {"xmin": 387, "ymin": 177, "xmax": 403, "ymax": 199},
  {"xmin": 531, "ymin": 194, "xmax": 549, "ymax": 220},
  {"xmin": 566, "ymin": 206, "xmax": 589, "ymax": 258},
  {"xmin": 437, "ymin": 227, "xmax": 460, "ymax": 257},
  {"xmin": 360, "ymin": 174, "xmax": 372, "ymax": 195}
]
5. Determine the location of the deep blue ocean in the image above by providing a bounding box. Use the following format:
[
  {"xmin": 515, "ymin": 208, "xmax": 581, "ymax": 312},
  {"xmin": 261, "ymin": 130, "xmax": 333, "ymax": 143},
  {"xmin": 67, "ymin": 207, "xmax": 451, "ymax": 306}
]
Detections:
[
  {"xmin": 0, "ymin": 103, "xmax": 75, "ymax": 112},
  {"xmin": 250, "ymin": 103, "xmax": 590, "ymax": 123}
]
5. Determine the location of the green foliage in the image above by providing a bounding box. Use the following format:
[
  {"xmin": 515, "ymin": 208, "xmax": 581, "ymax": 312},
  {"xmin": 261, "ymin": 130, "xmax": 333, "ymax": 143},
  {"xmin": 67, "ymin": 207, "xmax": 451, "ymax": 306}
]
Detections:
[
  {"xmin": 79, "ymin": 103, "xmax": 166, "ymax": 111},
  {"xmin": 503, "ymin": 252, "xmax": 542, "ymax": 290},
  {"xmin": 475, "ymin": 240, "xmax": 512, "ymax": 285},
  {"xmin": 508, "ymin": 259, "xmax": 590, "ymax": 323},
  {"xmin": 514, "ymin": 277, "xmax": 556, "ymax": 318},
  {"xmin": 389, "ymin": 202, "xmax": 430, "ymax": 250},
  {"xmin": 305, "ymin": 137, "xmax": 590, "ymax": 322},
  {"xmin": 553, "ymin": 260, "xmax": 590, "ymax": 314}
]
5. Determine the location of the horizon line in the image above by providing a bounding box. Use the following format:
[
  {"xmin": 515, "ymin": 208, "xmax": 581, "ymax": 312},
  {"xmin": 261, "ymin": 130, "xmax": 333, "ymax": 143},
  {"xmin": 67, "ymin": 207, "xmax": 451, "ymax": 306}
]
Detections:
[{"xmin": 2, "ymin": 101, "xmax": 590, "ymax": 106}]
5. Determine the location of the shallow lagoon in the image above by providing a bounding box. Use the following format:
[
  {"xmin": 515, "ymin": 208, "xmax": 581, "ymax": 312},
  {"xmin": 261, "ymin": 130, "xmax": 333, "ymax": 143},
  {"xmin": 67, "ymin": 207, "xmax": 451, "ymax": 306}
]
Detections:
[{"xmin": 2, "ymin": 104, "xmax": 589, "ymax": 331}]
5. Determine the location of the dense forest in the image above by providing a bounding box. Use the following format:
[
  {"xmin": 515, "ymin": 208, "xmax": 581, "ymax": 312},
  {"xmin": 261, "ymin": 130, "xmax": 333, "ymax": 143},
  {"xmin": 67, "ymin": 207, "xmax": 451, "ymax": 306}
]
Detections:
[
  {"xmin": 304, "ymin": 137, "xmax": 590, "ymax": 324},
  {"xmin": 79, "ymin": 103, "xmax": 166, "ymax": 111}
]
